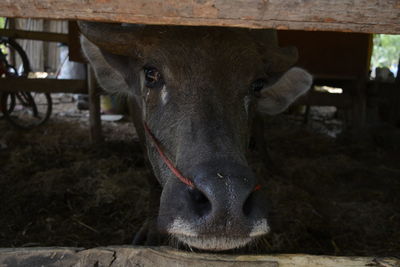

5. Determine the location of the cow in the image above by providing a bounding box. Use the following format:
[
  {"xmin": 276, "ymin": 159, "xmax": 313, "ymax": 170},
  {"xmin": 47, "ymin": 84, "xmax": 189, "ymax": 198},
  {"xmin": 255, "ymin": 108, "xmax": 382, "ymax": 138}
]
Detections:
[{"xmin": 78, "ymin": 21, "xmax": 312, "ymax": 251}]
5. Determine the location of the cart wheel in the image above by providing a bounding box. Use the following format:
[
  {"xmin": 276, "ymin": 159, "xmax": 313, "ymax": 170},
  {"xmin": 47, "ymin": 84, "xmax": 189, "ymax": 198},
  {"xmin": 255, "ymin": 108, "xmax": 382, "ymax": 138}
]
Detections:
[{"xmin": 1, "ymin": 92, "xmax": 52, "ymax": 129}]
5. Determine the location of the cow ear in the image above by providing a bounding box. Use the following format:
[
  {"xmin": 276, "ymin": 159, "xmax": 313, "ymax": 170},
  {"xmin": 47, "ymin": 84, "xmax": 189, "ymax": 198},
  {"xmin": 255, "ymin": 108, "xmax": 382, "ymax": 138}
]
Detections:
[
  {"xmin": 80, "ymin": 36, "xmax": 134, "ymax": 96},
  {"xmin": 257, "ymin": 67, "xmax": 312, "ymax": 115}
]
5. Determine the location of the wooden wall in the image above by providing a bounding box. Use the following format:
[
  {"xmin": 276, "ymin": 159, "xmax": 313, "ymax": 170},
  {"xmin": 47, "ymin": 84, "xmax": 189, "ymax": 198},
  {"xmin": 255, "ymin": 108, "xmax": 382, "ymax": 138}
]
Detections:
[
  {"xmin": 278, "ymin": 31, "xmax": 372, "ymax": 78},
  {"xmin": 13, "ymin": 19, "xmax": 68, "ymax": 72}
]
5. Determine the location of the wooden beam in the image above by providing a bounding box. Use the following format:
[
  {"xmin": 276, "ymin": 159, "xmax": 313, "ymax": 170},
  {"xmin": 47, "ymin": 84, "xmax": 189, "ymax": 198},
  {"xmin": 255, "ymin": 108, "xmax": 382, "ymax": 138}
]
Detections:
[
  {"xmin": 0, "ymin": 246, "xmax": 398, "ymax": 267},
  {"xmin": 0, "ymin": 29, "xmax": 69, "ymax": 43},
  {"xmin": 0, "ymin": 1, "xmax": 399, "ymax": 34},
  {"xmin": 0, "ymin": 77, "xmax": 87, "ymax": 94},
  {"xmin": 295, "ymin": 91, "xmax": 353, "ymax": 108}
]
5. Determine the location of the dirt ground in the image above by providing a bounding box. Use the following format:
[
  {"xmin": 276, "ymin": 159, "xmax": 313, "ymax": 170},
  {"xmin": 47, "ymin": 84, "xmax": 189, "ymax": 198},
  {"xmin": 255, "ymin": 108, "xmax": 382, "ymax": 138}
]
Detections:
[{"xmin": 0, "ymin": 96, "xmax": 399, "ymax": 257}]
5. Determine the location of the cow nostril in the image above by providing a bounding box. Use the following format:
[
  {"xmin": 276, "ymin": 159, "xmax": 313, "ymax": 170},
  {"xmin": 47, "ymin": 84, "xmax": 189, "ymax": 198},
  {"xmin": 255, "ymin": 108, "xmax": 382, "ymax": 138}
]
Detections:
[
  {"xmin": 188, "ymin": 188, "xmax": 212, "ymax": 218},
  {"xmin": 243, "ymin": 191, "xmax": 255, "ymax": 217}
]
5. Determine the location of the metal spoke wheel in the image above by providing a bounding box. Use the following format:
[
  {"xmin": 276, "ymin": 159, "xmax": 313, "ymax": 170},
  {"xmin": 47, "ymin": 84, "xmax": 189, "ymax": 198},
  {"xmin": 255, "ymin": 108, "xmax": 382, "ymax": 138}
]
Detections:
[
  {"xmin": 1, "ymin": 91, "xmax": 52, "ymax": 129},
  {"xmin": 0, "ymin": 36, "xmax": 53, "ymax": 129}
]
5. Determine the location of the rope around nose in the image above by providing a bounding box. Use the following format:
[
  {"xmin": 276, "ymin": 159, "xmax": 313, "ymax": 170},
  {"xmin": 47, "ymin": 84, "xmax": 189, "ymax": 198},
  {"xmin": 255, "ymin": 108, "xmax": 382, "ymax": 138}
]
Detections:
[
  {"xmin": 144, "ymin": 122, "xmax": 195, "ymax": 188},
  {"xmin": 143, "ymin": 122, "xmax": 261, "ymax": 191}
]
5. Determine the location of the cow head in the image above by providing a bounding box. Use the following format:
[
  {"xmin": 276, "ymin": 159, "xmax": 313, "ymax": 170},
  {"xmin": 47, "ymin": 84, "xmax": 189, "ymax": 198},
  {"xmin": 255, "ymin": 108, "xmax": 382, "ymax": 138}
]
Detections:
[{"xmin": 79, "ymin": 22, "xmax": 312, "ymax": 251}]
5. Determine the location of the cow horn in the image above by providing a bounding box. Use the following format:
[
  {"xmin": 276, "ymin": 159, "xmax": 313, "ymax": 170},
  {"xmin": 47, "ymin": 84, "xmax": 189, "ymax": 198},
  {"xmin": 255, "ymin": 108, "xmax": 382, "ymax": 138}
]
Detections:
[{"xmin": 77, "ymin": 21, "xmax": 157, "ymax": 55}]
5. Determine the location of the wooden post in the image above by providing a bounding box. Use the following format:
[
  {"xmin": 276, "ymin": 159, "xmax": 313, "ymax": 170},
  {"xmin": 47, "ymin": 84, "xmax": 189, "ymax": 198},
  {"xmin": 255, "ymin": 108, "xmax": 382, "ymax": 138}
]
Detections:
[
  {"xmin": 42, "ymin": 20, "xmax": 50, "ymax": 72},
  {"xmin": 67, "ymin": 21, "xmax": 86, "ymax": 63},
  {"xmin": 87, "ymin": 64, "xmax": 103, "ymax": 144},
  {"xmin": 350, "ymin": 79, "xmax": 367, "ymax": 129}
]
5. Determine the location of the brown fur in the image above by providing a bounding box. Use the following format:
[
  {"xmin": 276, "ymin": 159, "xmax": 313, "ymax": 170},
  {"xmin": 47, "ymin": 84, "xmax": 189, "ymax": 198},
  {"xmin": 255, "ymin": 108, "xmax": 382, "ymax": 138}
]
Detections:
[{"xmin": 80, "ymin": 23, "xmax": 312, "ymax": 250}]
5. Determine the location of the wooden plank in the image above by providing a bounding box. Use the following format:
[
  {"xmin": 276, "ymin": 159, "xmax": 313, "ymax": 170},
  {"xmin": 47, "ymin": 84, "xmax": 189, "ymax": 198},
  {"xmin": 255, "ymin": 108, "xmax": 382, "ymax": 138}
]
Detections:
[
  {"xmin": 0, "ymin": 29, "xmax": 69, "ymax": 43},
  {"xmin": 0, "ymin": 1, "xmax": 399, "ymax": 34},
  {"xmin": 0, "ymin": 246, "xmax": 398, "ymax": 267},
  {"xmin": 0, "ymin": 77, "xmax": 87, "ymax": 94}
]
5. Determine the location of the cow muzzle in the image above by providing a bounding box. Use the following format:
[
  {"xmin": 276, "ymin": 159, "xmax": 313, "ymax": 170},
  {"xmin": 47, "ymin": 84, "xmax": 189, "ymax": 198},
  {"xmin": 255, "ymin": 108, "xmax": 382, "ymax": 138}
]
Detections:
[{"xmin": 157, "ymin": 160, "xmax": 269, "ymax": 251}]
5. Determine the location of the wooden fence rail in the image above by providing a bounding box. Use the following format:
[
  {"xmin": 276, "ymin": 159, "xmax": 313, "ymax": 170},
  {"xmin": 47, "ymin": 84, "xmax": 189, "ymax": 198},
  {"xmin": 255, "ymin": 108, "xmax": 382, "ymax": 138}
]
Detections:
[
  {"xmin": 0, "ymin": 246, "xmax": 399, "ymax": 267},
  {"xmin": 0, "ymin": 29, "xmax": 69, "ymax": 43},
  {"xmin": 1, "ymin": 1, "xmax": 400, "ymax": 34},
  {"xmin": 0, "ymin": 78, "xmax": 87, "ymax": 94}
]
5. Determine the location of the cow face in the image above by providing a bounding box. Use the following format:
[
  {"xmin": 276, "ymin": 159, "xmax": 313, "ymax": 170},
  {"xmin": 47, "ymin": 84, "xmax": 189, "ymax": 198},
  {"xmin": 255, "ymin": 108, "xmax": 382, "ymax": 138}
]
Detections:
[{"xmin": 79, "ymin": 22, "xmax": 312, "ymax": 251}]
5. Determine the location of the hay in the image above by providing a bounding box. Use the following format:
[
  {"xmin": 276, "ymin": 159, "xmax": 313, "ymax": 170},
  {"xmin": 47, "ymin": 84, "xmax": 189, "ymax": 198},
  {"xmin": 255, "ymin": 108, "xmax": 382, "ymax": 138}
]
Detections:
[{"xmin": 0, "ymin": 108, "xmax": 399, "ymax": 256}]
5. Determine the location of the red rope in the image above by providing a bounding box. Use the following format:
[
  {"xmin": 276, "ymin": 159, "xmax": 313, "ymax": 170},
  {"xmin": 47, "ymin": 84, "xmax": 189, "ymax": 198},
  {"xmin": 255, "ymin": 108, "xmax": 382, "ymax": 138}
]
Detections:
[
  {"xmin": 143, "ymin": 122, "xmax": 262, "ymax": 192},
  {"xmin": 253, "ymin": 184, "xmax": 262, "ymax": 192},
  {"xmin": 144, "ymin": 122, "xmax": 195, "ymax": 188}
]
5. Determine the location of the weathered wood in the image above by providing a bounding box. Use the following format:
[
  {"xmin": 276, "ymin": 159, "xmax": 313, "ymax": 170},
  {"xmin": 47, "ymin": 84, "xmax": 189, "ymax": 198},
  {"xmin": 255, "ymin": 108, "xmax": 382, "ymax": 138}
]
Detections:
[
  {"xmin": 87, "ymin": 65, "xmax": 103, "ymax": 144},
  {"xmin": 1, "ymin": 1, "xmax": 400, "ymax": 34},
  {"xmin": 0, "ymin": 246, "xmax": 398, "ymax": 267},
  {"xmin": 0, "ymin": 77, "xmax": 87, "ymax": 94},
  {"xmin": 0, "ymin": 29, "xmax": 69, "ymax": 43}
]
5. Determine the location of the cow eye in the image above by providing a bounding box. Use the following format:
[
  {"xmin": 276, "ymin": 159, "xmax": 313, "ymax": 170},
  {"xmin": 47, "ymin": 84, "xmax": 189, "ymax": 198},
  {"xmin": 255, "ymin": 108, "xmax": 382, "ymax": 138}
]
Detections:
[
  {"xmin": 144, "ymin": 67, "xmax": 164, "ymax": 88},
  {"xmin": 251, "ymin": 79, "xmax": 267, "ymax": 92}
]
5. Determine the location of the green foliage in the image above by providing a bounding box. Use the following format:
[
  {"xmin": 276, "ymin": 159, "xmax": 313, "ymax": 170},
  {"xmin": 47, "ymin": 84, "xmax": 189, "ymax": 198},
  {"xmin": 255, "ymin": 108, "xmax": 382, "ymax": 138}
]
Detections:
[
  {"xmin": 371, "ymin": 34, "xmax": 400, "ymax": 74},
  {"xmin": 0, "ymin": 18, "xmax": 5, "ymax": 54}
]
